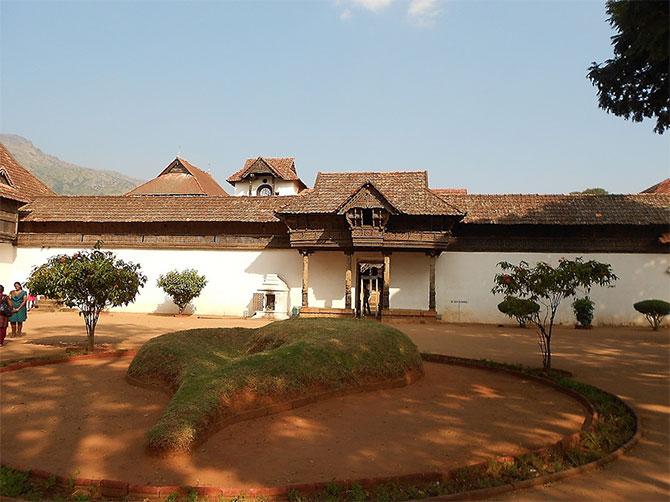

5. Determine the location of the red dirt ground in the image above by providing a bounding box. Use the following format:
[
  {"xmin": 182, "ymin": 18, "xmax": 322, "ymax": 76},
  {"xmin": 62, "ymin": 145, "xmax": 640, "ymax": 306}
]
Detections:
[{"xmin": 0, "ymin": 357, "xmax": 584, "ymax": 489}]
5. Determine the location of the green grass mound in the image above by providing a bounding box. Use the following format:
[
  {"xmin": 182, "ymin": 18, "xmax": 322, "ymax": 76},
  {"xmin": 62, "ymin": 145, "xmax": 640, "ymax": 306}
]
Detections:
[{"xmin": 127, "ymin": 318, "xmax": 423, "ymax": 454}]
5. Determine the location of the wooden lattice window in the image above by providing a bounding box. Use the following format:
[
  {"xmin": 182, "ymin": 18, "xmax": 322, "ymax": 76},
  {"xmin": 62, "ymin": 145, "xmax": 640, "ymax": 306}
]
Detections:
[
  {"xmin": 349, "ymin": 208, "xmax": 363, "ymax": 227},
  {"xmin": 347, "ymin": 207, "xmax": 388, "ymax": 229},
  {"xmin": 372, "ymin": 208, "xmax": 386, "ymax": 227}
]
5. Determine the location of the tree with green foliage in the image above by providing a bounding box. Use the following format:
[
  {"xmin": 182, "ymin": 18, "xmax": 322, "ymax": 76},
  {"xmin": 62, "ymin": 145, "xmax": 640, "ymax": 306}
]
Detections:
[
  {"xmin": 492, "ymin": 258, "xmax": 617, "ymax": 369},
  {"xmin": 587, "ymin": 0, "xmax": 669, "ymax": 133},
  {"xmin": 633, "ymin": 299, "xmax": 670, "ymax": 330},
  {"xmin": 497, "ymin": 296, "xmax": 540, "ymax": 327},
  {"xmin": 27, "ymin": 245, "xmax": 146, "ymax": 351},
  {"xmin": 157, "ymin": 269, "xmax": 207, "ymax": 315},
  {"xmin": 570, "ymin": 188, "xmax": 609, "ymax": 195}
]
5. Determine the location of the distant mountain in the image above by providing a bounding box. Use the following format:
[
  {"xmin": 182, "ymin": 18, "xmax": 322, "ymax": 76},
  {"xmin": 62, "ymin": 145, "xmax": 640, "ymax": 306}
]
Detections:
[{"xmin": 0, "ymin": 134, "xmax": 143, "ymax": 195}]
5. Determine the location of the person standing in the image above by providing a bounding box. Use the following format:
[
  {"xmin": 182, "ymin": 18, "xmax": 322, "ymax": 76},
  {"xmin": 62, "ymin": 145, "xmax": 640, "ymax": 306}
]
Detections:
[
  {"xmin": 363, "ymin": 283, "xmax": 372, "ymax": 317},
  {"xmin": 0, "ymin": 285, "xmax": 10, "ymax": 346},
  {"xmin": 9, "ymin": 282, "xmax": 28, "ymax": 337}
]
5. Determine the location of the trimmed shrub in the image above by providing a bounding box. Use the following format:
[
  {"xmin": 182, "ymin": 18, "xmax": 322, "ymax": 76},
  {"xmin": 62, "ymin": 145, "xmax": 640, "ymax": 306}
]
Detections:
[
  {"xmin": 157, "ymin": 269, "xmax": 207, "ymax": 315},
  {"xmin": 572, "ymin": 296, "xmax": 595, "ymax": 328},
  {"xmin": 633, "ymin": 299, "xmax": 670, "ymax": 331},
  {"xmin": 497, "ymin": 296, "xmax": 540, "ymax": 327}
]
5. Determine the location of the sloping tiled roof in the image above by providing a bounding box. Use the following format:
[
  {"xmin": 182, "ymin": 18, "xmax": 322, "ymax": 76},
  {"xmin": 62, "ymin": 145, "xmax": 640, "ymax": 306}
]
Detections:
[
  {"xmin": 227, "ymin": 157, "xmax": 304, "ymax": 185},
  {"xmin": 277, "ymin": 171, "xmax": 464, "ymax": 217},
  {"xmin": 435, "ymin": 193, "xmax": 670, "ymax": 225},
  {"xmin": 18, "ymin": 188, "xmax": 670, "ymax": 226},
  {"xmin": 20, "ymin": 195, "xmax": 296, "ymax": 223},
  {"xmin": 641, "ymin": 178, "xmax": 670, "ymax": 194},
  {"xmin": 432, "ymin": 188, "xmax": 468, "ymax": 196},
  {"xmin": 0, "ymin": 143, "xmax": 55, "ymax": 202},
  {"xmin": 126, "ymin": 157, "xmax": 228, "ymax": 196}
]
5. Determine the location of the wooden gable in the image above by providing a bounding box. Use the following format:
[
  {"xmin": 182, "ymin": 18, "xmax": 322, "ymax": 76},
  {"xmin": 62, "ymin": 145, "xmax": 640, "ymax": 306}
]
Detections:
[
  {"xmin": 0, "ymin": 169, "xmax": 13, "ymax": 187},
  {"xmin": 244, "ymin": 158, "xmax": 277, "ymax": 178},
  {"xmin": 160, "ymin": 159, "xmax": 191, "ymax": 176},
  {"xmin": 337, "ymin": 182, "xmax": 398, "ymax": 215}
]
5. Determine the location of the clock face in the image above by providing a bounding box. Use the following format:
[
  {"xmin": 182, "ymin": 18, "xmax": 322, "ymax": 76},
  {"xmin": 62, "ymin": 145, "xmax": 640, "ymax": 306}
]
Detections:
[{"xmin": 258, "ymin": 185, "xmax": 273, "ymax": 196}]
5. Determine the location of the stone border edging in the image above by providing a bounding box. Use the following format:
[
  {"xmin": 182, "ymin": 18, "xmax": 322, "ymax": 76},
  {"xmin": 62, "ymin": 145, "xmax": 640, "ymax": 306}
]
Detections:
[
  {"xmin": 0, "ymin": 350, "xmax": 639, "ymax": 501},
  {"xmin": 418, "ymin": 353, "xmax": 642, "ymax": 501}
]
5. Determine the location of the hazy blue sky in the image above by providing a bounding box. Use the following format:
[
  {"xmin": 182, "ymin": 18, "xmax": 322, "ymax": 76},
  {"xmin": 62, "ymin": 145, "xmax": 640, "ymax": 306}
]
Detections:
[{"xmin": 1, "ymin": 0, "xmax": 668, "ymax": 193}]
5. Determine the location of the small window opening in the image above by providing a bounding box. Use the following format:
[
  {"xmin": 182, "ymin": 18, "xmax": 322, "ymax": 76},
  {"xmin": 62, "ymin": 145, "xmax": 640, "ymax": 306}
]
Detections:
[
  {"xmin": 347, "ymin": 207, "xmax": 387, "ymax": 228},
  {"xmin": 362, "ymin": 209, "xmax": 373, "ymax": 225}
]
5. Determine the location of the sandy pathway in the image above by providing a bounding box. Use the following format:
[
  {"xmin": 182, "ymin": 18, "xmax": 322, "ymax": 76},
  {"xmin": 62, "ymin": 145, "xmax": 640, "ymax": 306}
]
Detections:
[
  {"xmin": 0, "ymin": 311, "xmax": 270, "ymax": 364},
  {"xmin": 392, "ymin": 322, "xmax": 670, "ymax": 501},
  {"xmin": 0, "ymin": 358, "xmax": 584, "ymax": 488}
]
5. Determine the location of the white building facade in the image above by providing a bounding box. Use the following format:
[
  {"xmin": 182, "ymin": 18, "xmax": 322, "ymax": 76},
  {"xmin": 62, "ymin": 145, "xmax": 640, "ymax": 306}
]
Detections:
[
  {"xmin": 1, "ymin": 244, "xmax": 668, "ymax": 326},
  {"xmin": 1, "ymin": 148, "xmax": 668, "ymax": 326}
]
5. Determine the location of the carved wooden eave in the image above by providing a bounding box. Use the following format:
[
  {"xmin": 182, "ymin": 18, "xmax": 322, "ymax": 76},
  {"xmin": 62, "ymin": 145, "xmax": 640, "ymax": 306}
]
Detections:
[
  {"xmin": 274, "ymin": 180, "xmax": 461, "ymax": 251},
  {"xmin": 286, "ymin": 228, "xmax": 455, "ymax": 250}
]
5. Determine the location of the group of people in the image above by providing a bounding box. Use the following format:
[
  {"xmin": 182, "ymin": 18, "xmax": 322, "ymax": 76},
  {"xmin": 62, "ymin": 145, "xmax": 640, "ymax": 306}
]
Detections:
[{"xmin": 0, "ymin": 282, "xmax": 29, "ymax": 347}]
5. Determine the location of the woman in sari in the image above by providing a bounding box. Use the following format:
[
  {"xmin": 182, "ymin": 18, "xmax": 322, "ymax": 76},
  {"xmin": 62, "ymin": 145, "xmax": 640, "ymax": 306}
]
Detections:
[{"xmin": 9, "ymin": 281, "xmax": 28, "ymax": 337}]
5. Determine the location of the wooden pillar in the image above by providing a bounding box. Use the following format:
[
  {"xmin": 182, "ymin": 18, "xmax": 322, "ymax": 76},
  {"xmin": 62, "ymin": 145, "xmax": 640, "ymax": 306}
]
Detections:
[
  {"xmin": 345, "ymin": 251, "xmax": 353, "ymax": 310},
  {"xmin": 300, "ymin": 250, "xmax": 311, "ymax": 307},
  {"xmin": 428, "ymin": 251, "xmax": 439, "ymax": 311},
  {"xmin": 382, "ymin": 252, "xmax": 391, "ymax": 309}
]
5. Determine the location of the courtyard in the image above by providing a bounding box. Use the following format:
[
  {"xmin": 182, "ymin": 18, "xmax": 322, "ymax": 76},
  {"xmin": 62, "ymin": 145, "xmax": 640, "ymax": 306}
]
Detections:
[{"xmin": 0, "ymin": 311, "xmax": 667, "ymax": 500}]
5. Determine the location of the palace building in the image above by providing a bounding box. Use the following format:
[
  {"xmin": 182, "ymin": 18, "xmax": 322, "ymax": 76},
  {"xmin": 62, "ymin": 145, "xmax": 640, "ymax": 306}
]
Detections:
[{"xmin": 0, "ymin": 143, "xmax": 668, "ymax": 325}]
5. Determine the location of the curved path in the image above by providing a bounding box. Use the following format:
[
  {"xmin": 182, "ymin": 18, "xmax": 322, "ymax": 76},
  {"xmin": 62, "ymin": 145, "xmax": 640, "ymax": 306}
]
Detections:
[
  {"xmin": 0, "ymin": 357, "xmax": 585, "ymax": 489},
  {"xmin": 394, "ymin": 322, "xmax": 670, "ymax": 501}
]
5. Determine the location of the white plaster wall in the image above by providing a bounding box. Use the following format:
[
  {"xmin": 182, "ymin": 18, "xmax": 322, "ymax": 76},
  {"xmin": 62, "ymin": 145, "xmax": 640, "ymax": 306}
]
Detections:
[
  {"xmin": 307, "ymin": 251, "xmax": 346, "ymax": 308},
  {"xmin": 2, "ymin": 245, "xmax": 667, "ymax": 325},
  {"xmin": 0, "ymin": 242, "xmax": 17, "ymax": 290},
  {"xmin": 436, "ymin": 252, "xmax": 670, "ymax": 326},
  {"xmin": 388, "ymin": 252, "xmax": 430, "ymax": 310},
  {"xmin": 274, "ymin": 179, "xmax": 301, "ymax": 196},
  {"xmin": 5, "ymin": 247, "xmax": 304, "ymax": 316},
  {"xmin": 232, "ymin": 178, "xmax": 301, "ymax": 196}
]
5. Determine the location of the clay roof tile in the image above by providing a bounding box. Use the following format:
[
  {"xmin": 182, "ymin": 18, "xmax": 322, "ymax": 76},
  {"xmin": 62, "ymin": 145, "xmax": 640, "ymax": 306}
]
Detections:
[
  {"xmin": 277, "ymin": 171, "xmax": 464, "ymax": 217},
  {"xmin": 641, "ymin": 178, "xmax": 670, "ymax": 194},
  {"xmin": 20, "ymin": 195, "xmax": 296, "ymax": 223},
  {"xmin": 227, "ymin": 157, "xmax": 305, "ymax": 188},
  {"xmin": 0, "ymin": 143, "xmax": 55, "ymax": 202},
  {"xmin": 434, "ymin": 193, "xmax": 670, "ymax": 225},
  {"xmin": 126, "ymin": 157, "xmax": 228, "ymax": 196}
]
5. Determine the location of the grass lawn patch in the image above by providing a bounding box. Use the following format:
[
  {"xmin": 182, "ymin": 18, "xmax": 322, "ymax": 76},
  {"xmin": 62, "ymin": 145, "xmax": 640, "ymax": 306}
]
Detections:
[{"xmin": 126, "ymin": 318, "xmax": 423, "ymax": 454}]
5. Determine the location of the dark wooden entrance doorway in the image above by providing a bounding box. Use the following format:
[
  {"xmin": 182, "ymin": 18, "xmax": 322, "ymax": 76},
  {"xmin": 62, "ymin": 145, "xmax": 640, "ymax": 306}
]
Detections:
[{"xmin": 356, "ymin": 262, "xmax": 384, "ymax": 319}]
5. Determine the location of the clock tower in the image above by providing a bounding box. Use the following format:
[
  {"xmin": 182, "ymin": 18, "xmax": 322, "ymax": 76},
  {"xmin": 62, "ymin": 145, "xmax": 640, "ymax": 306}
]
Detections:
[{"xmin": 227, "ymin": 156, "xmax": 307, "ymax": 196}]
